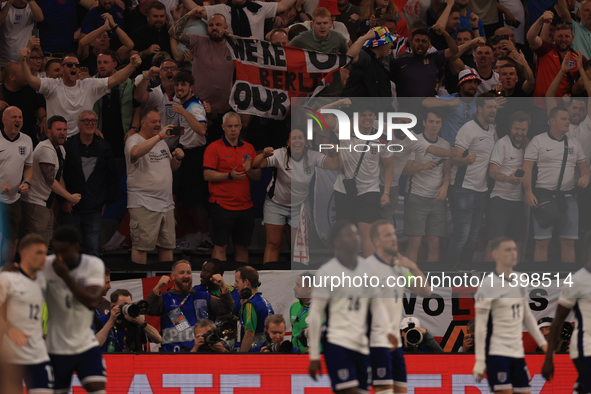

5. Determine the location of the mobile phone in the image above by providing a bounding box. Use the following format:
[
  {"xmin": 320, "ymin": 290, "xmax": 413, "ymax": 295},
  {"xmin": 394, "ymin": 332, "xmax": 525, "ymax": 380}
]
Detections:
[
  {"xmin": 169, "ymin": 126, "xmax": 185, "ymax": 136},
  {"xmin": 436, "ymin": 158, "xmax": 447, "ymax": 166},
  {"xmin": 515, "ymin": 169, "xmax": 524, "ymax": 177},
  {"xmin": 32, "ymin": 29, "xmax": 39, "ymax": 38},
  {"xmin": 374, "ymin": 7, "xmax": 382, "ymax": 18}
]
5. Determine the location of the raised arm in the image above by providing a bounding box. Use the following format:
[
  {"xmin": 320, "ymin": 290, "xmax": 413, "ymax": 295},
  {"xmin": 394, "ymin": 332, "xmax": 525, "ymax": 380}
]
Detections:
[
  {"xmin": 0, "ymin": 0, "xmax": 13, "ymax": 26},
  {"xmin": 129, "ymin": 126, "xmax": 174, "ymax": 163},
  {"xmin": 19, "ymin": 48, "xmax": 41, "ymax": 92},
  {"xmin": 346, "ymin": 30, "xmax": 376, "ymax": 63},
  {"xmin": 133, "ymin": 67, "xmax": 159, "ymax": 104},
  {"xmin": 276, "ymin": 0, "xmax": 297, "ymax": 15},
  {"xmin": 556, "ymin": 0, "xmax": 573, "ymax": 24},
  {"xmin": 431, "ymin": 25, "xmax": 458, "ymax": 59},
  {"xmin": 509, "ymin": 50, "xmax": 535, "ymax": 94},
  {"xmin": 29, "ymin": 0, "xmax": 44, "ymax": 22},
  {"xmin": 527, "ymin": 11, "xmax": 553, "ymax": 51},
  {"xmin": 545, "ymin": 52, "xmax": 574, "ymax": 114},
  {"xmin": 112, "ymin": 18, "xmax": 135, "ymax": 62},
  {"xmin": 252, "ymin": 147, "xmax": 273, "ymax": 169},
  {"xmin": 422, "ymin": 96, "xmax": 461, "ymax": 108},
  {"xmin": 107, "ymin": 54, "xmax": 141, "ymax": 89},
  {"xmin": 434, "ymin": 0, "xmax": 454, "ymax": 32},
  {"xmin": 169, "ymin": 7, "xmax": 202, "ymax": 46},
  {"xmin": 78, "ymin": 17, "xmax": 111, "ymax": 60}
]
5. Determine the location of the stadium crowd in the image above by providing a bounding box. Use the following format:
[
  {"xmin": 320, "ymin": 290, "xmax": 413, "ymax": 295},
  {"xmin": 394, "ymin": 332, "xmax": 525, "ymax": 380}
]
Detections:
[
  {"xmin": 2, "ymin": 0, "xmax": 591, "ymax": 391},
  {"xmin": 2, "ymin": 0, "xmax": 591, "ymax": 269}
]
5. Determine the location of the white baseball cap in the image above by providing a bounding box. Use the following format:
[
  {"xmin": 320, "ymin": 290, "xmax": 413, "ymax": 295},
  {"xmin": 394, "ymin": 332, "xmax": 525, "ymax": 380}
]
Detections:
[{"xmin": 400, "ymin": 317, "xmax": 421, "ymax": 330}]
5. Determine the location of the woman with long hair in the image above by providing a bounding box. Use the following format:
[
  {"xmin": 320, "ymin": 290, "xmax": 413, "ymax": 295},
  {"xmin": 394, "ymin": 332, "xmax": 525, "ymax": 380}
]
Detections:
[
  {"xmin": 358, "ymin": 0, "xmax": 408, "ymax": 37},
  {"xmin": 253, "ymin": 129, "xmax": 341, "ymax": 263}
]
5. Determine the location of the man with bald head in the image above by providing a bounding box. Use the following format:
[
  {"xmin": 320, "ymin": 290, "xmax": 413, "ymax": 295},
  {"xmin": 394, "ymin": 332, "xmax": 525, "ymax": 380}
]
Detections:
[
  {"xmin": 169, "ymin": 12, "xmax": 234, "ymax": 142},
  {"xmin": 0, "ymin": 106, "xmax": 34, "ymax": 262},
  {"xmin": 0, "ymin": 62, "xmax": 46, "ymax": 145}
]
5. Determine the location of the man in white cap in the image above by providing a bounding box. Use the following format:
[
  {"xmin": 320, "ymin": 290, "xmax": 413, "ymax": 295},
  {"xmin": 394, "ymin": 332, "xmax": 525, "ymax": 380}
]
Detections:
[
  {"xmin": 422, "ymin": 67, "xmax": 482, "ymax": 146},
  {"xmin": 400, "ymin": 316, "xmax": 443, "ymax": 353}
]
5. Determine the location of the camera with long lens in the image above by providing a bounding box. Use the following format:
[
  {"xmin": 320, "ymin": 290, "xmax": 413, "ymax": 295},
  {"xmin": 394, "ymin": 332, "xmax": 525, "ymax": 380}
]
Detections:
[
  {"xmin": 203, "ymin": 330, "xmax": 221, "ymax": 345},
  {"xmin": 562, "ymin": 321, "xmax": 574, "ymax": 341},
  {"xmin": 198, "ymin": 329, "xmax": 222, "ymax": 352},
  {"xmin": 405, "ymin": 322, "xmax": 423, "ymax": 348},
  {"xmin": 296, "ymin": 327, "xmax": 308, "ymax": 348},
  {"xmin": 267, "ymin": 340, "xmax": 294, "ymax": 353},
  {"xmin": 117, "ymin": 300, "xmax": 149, "ymax": 322}
]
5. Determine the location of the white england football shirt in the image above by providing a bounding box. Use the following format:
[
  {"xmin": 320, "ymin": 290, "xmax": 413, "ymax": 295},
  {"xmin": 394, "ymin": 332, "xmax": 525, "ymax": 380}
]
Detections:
[
  {"xmin": 309, "ymin": 257, "xmax": 385, "ymax": 358},
  {"xmin": 266, "ymin": 148, "xmax": 326, "ymax": 207},
  {"xmin": 177, "ymin": 95, "xmax": 207, "ymax": 149},
  {"xmin": 365, "ymin": 253, "xmax": 410, "ymax": 349},
  {"xmin": 334, "ymin": 132, "xmax": 393, "ymax": 196},
  {"xmin": 474, "ymin": 271, "xmax": 545, "ymax": 358},
  {"xmin": 489, "ymin": 135, "xmax": 524, "ymax": 202},
  {"xmin": 0, "ymin": 131, "xmax": 33, "ymax": 204},
  {"xmin": 451, "ymin": 119, "xmax": 497, "ymax": 192},
  {"xmin": 524, "ymin": 132, "xmax": 586, "ymax": 191},
  {"xmin": 569, "ymin": 116, "xmax": 591, "ymax": 167},
  {"xmin": 406, "ymin": 133, "xmax": 451, "ymax": 199},
  {"xmin": 558, "ymin": 267, "xmax": 591, "ymax": 359},
  {"xmin": 0, "ymin": 2, "xmax": 34, "ymax": 66},
  {"xmin": 379, "ymin": 131, "xmax": 430, "ymax": 188},
  {"xmin": 0, "ymin": 270, "xmax": 49, "ymax": 365},
  {"xmin": 43, "ymin": 254, "xmax": 105, "ymax": 355}
]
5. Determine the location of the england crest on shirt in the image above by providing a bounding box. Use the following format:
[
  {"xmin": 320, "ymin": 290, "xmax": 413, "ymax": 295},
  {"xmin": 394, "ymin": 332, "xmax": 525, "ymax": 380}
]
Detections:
[
  {"xmin": 370, "ymin": 145, "xmax": 379, "ymax": 155},
  {"xmin": 166, "ymin": 105, "xmax": 175, "ymax": 119},
  {"xmin": 18, "ymin": 146, "xmax": 26, "ymax": 156},
  {"xmin": 304, "ymin": 165, "xmax": 312, "ymax": 175}
]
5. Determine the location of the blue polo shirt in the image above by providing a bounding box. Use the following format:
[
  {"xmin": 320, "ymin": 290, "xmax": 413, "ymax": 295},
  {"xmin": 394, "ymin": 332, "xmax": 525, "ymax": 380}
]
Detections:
[
  {"xmin": 453, "ymin": 11, "xmax": 485, "ymax": 39},
  {"xmin": 437, "ymin": 93, "xmax": 478, "ymax": 146}
]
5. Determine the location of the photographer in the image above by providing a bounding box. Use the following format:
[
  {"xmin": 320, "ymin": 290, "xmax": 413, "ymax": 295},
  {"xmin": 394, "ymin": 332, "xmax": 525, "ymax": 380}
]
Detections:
[
  {"xmin": 459, "ymin": 319, "xmax": 475, "ymax": 353},
  {"xmin": 190, "ymin": 320, "xmax": 229, "ymax": 353},
  {"xmin": 400, "ymin": 317, "xmax": 443, "ymax": 353},
  {"xmin": 234, "ymin": 266, "xmax": 274, "ymax": 352},
  {"xmin": 536, "ymin": 317, "xmax": 571, "ymax": 353},
  {"xmin": 290, "ymin": 272, "xmax": 311, "ymax": 352},
  {"xmin": 251, "ymin": 315, "xmax": 299, "ymax": 353},
  {"xmin": 96, "ymin": 289, "xmax": 162, "ymax": 352}
]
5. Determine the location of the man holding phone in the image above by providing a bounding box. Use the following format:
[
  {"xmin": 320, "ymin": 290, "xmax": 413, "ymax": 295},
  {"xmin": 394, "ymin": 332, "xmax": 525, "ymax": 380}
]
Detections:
[
  {"xmin": 484, "ymin": 111, "xmax": 529, "ymax": 261},
  {"xmin": 125, "ymin": 109, "xmax": 185, "ymax": 264}
]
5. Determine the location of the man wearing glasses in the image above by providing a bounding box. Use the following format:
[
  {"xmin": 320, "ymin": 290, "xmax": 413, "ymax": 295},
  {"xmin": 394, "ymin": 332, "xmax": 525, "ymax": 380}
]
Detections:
[
  {"xmin": 134, "ymin": 58, "xmax": 181, "ymax": 147},
  {"xmin": 61, "ymin": 110, "xmax": 118, "ymax": 256},
  {"xmin": 19, "ymin": 48, "xmax": 142, "ymax": 139}
]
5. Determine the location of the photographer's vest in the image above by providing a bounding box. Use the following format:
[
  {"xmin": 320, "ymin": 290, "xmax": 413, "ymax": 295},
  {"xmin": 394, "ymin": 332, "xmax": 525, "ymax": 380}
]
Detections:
[
  {"xmin": 236, "ymin": 293, "xmax": 274, "ymax": 350},
  {"xmin": 161, "ymin": 289, "xmax": 211, "ymax": 352}
]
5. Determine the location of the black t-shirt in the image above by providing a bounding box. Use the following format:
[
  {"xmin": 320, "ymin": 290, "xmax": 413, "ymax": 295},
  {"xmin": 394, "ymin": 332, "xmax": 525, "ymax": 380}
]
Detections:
[
  {"xmin": 0, "ymin": 84, "xmax": 45, "ymax": 146},
  {"xmin": 123, "ymin": 7, "xmax": 148, "ymax": 36},
  {"xmin": 335, "ymin": 3, "xmax": 361, "ymax": 39},
  {"xmin": 491, "ymin": 83, "xmax": 533, "ymax": 139},
  {"xmin": 101, "ymin": 85, "xmax": 125, "ymax": 158},
  {"xmin": 80, "ymin": 48, "xmax": 99, "ymax": 76},
  {"xmin": 132, "ymin": 24, "xmax": 172, "ymax": 71}
]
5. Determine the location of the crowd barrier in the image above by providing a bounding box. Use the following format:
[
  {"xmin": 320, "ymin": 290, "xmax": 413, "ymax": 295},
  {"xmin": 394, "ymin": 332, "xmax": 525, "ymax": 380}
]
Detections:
[{"xmin": 62, "ymin": 354, "xmax": 577, "ymax": 393}]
